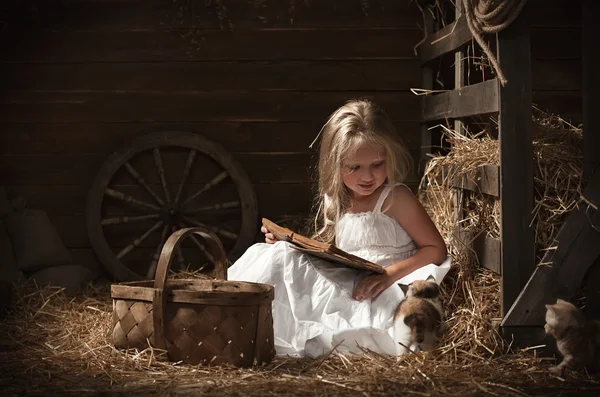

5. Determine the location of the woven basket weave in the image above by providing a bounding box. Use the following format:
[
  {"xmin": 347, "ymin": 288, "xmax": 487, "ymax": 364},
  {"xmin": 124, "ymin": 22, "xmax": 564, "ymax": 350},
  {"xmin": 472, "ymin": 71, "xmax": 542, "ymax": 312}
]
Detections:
[{"xmin": 111, "ymin": 227, "xmax": 275, "ymax": 367}]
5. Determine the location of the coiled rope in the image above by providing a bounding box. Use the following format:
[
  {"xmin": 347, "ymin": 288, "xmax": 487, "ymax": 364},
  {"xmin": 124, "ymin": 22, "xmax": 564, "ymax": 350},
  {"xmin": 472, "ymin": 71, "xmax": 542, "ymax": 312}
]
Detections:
[{"xmin": 462, "ymin": 0, "xmax": 528, "ymax": 86}]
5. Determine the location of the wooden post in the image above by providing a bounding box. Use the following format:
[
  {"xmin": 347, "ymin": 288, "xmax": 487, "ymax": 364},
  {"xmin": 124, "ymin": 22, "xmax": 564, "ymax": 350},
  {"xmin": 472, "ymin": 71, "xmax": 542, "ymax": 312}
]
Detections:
[
  {"xmin": 419, "ymin": 13, "xmax": 434, "ymax": 176},
  {"xmin": 583, "ymin": 0, "xmax": 600, "ymax": 320},
  {"xmin": 453, "ymin": 1, "xmax": 466, "ymax": 223},
  {"xmin": 497, "ymin": 5, "xmax": 534, "ymax": 316}
]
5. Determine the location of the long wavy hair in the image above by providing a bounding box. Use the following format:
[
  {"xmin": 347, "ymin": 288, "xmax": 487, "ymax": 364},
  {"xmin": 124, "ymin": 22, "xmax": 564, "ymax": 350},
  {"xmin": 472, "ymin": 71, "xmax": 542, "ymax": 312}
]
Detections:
[{"xmin": 311, "ymin": 99, "xmax": 413, "ymax": 244}]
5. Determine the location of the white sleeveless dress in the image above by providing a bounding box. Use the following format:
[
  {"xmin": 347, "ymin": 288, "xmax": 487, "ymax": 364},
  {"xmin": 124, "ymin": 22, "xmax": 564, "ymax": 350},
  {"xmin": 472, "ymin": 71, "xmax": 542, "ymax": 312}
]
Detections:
[{"xmin": 227, "ymin": 184, "xmax": 452, "ymax": 357}]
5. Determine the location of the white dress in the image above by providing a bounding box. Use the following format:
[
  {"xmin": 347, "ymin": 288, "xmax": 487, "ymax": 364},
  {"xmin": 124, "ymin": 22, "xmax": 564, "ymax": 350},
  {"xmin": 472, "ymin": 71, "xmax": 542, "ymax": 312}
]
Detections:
[{"xmin": 227, "ymin": 184, "xmax": 452, "ymax": 357}]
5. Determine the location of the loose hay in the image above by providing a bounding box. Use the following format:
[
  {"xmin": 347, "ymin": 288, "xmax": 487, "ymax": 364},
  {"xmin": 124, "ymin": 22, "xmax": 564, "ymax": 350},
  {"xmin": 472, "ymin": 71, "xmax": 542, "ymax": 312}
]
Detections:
[
  {"xmin": 420, "ymin": 108, "xmax": 584, "ymax": 264},
  {"xmin": 1, "ymin": 280, "xmax": 598, "ymax": 397},
  {"xmin": 1, "ymin": 111, "xmax": 598, "ymax": 396}
]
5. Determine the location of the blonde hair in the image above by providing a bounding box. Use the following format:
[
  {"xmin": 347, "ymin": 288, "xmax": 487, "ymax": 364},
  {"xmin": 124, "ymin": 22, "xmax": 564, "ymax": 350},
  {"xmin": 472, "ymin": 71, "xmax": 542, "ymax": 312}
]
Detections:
[{"xmin": 311, "ymin": 99, "xmax": 413, "ymax": 244}]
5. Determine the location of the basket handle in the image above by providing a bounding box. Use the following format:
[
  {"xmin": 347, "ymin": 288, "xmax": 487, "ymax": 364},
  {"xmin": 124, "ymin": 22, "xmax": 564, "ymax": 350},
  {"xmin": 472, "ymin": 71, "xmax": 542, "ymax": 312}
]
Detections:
[
  {"xmin": 151, "ymin": 227, "xmax": 228, "ymax": 350},
  {"xmin": 153, "ymin": 227, "xmax": 228, "ymax": 289}
]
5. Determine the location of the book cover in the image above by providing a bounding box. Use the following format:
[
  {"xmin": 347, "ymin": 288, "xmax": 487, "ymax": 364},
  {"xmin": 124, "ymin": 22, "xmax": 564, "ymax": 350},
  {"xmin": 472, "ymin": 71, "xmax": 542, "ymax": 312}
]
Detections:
[{"xmin": 262, "ymin": 218, "xmax": 384, "ymax": 274}]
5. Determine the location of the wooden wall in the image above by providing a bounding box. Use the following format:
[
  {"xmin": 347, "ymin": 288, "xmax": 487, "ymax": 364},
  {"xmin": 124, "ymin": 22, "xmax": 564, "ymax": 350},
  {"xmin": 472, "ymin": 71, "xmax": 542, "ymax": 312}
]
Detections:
[
  {"xmin": 0, "ymin": 0, "xmax": 583, "ymax": 277},
  {"xmin": 0, "ymin": 0, "xmax": 423, "ymax": 275},
  {"xmin": 529, "ymin": 0, "xmax": 582, "ymax": 125}
]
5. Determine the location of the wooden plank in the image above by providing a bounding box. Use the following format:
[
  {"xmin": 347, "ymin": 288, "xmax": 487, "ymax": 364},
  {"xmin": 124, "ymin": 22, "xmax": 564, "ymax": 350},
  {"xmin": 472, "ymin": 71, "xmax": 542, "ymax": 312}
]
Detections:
[
  {"xmin": 527, "ymin": 0, "xmax": 581, "ymax": 28},
  {"xmin": 453, "ymin": 227, "xmax": 501, "ymax": 275},
  {"xmin": 0, "ymin": 91, "xmax": 419, "ymax": 123},
  {"xmin": 52, "ymin": 214, "xmax": 315, "ymax": 250},
  {"xmin": 1, "ymin": 0, "xmax": 194, "ymax": 30},
  {"xmin": 0, "ymin": 121, "xmax": 420, "ymax": 155},
  {"xmin": 4, "ymin": 183, "xmax": 314, "ymax": 217},
  {"xmin": 532, "ymin": 60, "xmax": 581, "ymax": 91},
  {"xmin": 2, "ymin": 0, "xmax": 423, "ymax": 30},
  {"xmin": 0, "ymin": 60, "xmax": 421, "ymax": 92},
  {"xmin": 497, "ymin": 7, "xmax": 535, "ymax": 317},
  {"xmin": 441, "ymin": 165, "xmax": 499, "ymax": 197},
  {"xmin": 0, "ymin": 28, "xmax": 422, "ymax": 62},
  {"xmin": 587, "ymin": 260, "xmax": 600, "ymax": 320},
  {"xmin": 419, "ymin": 14, "xmax": 472, "ymax": 65},
  {"xmin": 68, "ymin": 247, "xmax": 230, "ymax": 278},
  {"xmin": 532, "ymin": 91, "xmax": 582, "ymax": 125},
  {"xmin": 582, "ymin": 1, "xmax": 599, "ymax": 182},
  {"xmin": 476, "ymin": 235, "xmax": 501, "ymax": 275},
  {"xmin": 582, "ymin": 0, "xmax": 600, "ymax": 321},
  {"xmin": 502, "ymin": 169, "xmax": 600, "ymax": 326},
  {"xmin": 3, "ymin": 0, "xmax": 576, "ymax": 31},
  {"xmin": 454, "ymin": 0, "xmax": 466, "ymax": 137},
  {"xmin": 0, "ymin": 153, "xmax": 311, "ymax": 185},
  {"xmin": 420, "ymin": 79, "xmax": 499, "ymax": 122},
  {"xmin": 0, "ymin": 152, "xmax": 423, "ymax": 186},
  {"xmin": 419, "ymin": 11, "xmax": 434, "ymax": 175},
  {"xmin": 531, "ymin": 29, "xmax": 581, "ymax": 60},
  {"xmin": 451, "ymin": 1, "xmax": 468, "ymax": 233}
]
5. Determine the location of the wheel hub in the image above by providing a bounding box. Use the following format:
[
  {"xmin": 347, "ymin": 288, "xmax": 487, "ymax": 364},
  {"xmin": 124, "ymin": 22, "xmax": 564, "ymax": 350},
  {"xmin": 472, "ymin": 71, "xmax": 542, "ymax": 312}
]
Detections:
[{"xmin": 160, "ymin": 203, "xmax": 182, "ymax": 226}]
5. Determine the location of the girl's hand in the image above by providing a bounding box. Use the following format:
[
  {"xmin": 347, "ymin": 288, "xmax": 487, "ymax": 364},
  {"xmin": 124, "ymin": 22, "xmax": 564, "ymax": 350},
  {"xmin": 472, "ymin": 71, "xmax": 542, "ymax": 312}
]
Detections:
[
  {"xmin": 261, "ymin": 226, "xmax": 279, "ymax": 244},
  {"xmin": 352, "ymin": 270, "xmax": 396, "ymax": 301}
]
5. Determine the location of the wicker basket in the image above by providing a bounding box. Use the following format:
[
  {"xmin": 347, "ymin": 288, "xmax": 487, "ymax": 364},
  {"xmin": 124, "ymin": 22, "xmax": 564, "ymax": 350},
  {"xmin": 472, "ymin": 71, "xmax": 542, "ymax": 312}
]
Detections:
[{"xmin": 111, "ymin": 227, "xmax": 275, "ymax": 367}]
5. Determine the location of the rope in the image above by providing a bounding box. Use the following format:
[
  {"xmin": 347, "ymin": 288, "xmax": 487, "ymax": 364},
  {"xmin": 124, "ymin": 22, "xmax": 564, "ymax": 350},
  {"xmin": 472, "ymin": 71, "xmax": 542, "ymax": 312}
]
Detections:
[{"xmin": 462, "ymin": 0, "xmax": 528, "ymax": 86}]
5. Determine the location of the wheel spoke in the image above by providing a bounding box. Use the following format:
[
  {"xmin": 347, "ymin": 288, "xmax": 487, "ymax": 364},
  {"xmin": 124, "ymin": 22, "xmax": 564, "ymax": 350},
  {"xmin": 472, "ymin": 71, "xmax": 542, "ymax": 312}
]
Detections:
[
  {"xmin": 101, "ymin": 213, "xmax": 160, "ymax": 226},
  {"xmin": 153, "ymin": 148, "xmax": 171, "ymax": 203},
  {"xmin": 183, "ymin": 216, "xmax": 238, "ymax": 240},
  {"xmin": 174, "ymin": 150, "xmax": 197, "ymax": 205},
  {"xmin": 184, "ymin": 200, "xmax": 240, "ymax": 215},
  {"xmin": 146, "ymin": 225, "xmax": 170, "ymax": 279},
  {"xmin": 105, "ymin": 188, "xmax": 160, "ymax": 212},
  {"xmin": 124, "ymin": 161, "xmax": 165, "ymax": 205},
  {"xmin": 116, "ymin": 220, "xmax": 163, "ymax": 260},
  {"xmin": 173, "ymin": 226, "xmax": 186, "ymax": 271},
  {"xmin": 178, "ymin": 223, "xmax": 215, "ymax": 264},
  {"xmin": 182, "ymin": 170, "xmax": 228, "ymax": 207}
]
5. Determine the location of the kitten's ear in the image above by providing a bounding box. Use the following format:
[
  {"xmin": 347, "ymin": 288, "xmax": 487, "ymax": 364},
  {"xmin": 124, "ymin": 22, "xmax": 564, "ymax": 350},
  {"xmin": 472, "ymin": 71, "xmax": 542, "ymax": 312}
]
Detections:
[
  {"xmin": 426, "ymin": 275, "xmax": 436, "ymax": 283},
  {"xmin": 557, "ymin": 298, "xmax": 567, "ymax": 304},
  {"xmin": 545, "ymin": 304, "xmax": 552, "ymax": 310},
  {"xmin": 399, "ymin": 284, "xmax": 409, "ymax": 295}
]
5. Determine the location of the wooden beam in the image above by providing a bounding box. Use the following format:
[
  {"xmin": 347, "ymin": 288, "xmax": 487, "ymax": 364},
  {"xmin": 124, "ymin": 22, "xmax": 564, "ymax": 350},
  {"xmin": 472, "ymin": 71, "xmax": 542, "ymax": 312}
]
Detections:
[
  {"xmin": 453, "ymin": 227, "xmax": 501, "ymax": 275},
  {"xmin": 420, "ymin": 79, "xmax": 499, "ymax": 122},
  {"xmin": 582, "ymin": 0, "xmax": 600, "ymax": 320},
  {"xmin": 497, "ymin": 7, "xmax": 535, "ymax": 317},
  {"xmin": 419, "ymin": 14, "xmax": 472, "ymax": 64},
  {"xmin": 502, "ymin": 168, "xmax": 600, "ymax": 327},
  {"xmin": 419, "ymin": 12, "xmax": 434, "ymax": 176},
  {"xmin": 582, "ymin": 0, "xmax": 598, "ymax": 180},
  {"xmin": 440, "ymin": 165, "xmax": 499, "ymax": 197},
  {"xmin": 452, "ymin": 1, "xmax": 467, "ymax": 227}
]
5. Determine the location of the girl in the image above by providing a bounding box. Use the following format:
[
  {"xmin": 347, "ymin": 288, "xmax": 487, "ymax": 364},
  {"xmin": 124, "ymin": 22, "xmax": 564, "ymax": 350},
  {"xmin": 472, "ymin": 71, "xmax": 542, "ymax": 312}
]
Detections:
[{"xmin": 228, "ymin": 99, "xmax": 451, "ymax": 357}]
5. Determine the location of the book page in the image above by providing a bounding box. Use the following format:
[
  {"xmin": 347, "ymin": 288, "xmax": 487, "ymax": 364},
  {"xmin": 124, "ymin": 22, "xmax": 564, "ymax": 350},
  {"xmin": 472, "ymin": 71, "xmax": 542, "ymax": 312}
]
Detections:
[{"xmin": 261, "ymin": 218, "xmax": 384, "ymax": 274}]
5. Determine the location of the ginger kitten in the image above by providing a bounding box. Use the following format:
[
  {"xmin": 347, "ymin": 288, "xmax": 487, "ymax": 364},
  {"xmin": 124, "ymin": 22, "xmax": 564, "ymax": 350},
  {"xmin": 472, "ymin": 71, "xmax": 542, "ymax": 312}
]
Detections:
[
  {"xmin": 545, "ymin": 298, "xmax": 600, "ymax": 374},
  {"xmin": 392, "ymin": 276, "xmax": 446, "ymax": 353}
]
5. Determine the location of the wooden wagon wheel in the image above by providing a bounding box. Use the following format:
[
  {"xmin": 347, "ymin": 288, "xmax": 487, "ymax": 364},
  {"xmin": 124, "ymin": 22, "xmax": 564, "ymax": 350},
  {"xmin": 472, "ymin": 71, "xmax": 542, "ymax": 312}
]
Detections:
[{"xmin": 86, "ymin": 131, "xmax": 258, "ymax": 282}]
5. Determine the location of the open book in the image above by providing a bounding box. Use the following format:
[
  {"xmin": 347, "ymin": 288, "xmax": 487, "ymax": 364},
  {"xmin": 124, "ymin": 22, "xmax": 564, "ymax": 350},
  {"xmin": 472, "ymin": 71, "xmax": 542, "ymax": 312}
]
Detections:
[{"xmin": 262, "ymin": 218, "xmax": 384, "ymax": 274}]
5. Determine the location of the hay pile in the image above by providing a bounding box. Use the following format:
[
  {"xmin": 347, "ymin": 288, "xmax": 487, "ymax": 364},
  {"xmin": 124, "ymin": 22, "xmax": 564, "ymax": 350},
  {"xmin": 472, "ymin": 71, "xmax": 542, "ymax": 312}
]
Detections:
[
  {"xmin": 1, "ymin": 111, "xmax": 598, "ymax": 396},
  {"xmin": 1, "ymin": 280, "xmax": 598, "ymax": 397},
  {"xmin": 420, "ymin": 109, "xmax": 584, "ymax": 264},
  {"xmin": 416, "ymin": 109, "xmax": 585, "ymax": 362}
]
